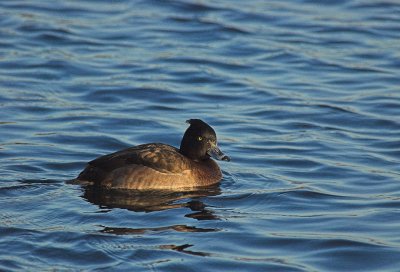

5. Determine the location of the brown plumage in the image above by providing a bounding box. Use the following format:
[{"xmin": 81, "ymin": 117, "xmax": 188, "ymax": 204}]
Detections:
[{"xmin": 70, "ymin": 119, "xmax": 230, "ymax": 190}]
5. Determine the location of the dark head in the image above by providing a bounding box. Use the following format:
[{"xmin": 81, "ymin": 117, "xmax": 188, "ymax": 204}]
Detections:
[{"xmin": 179, "ymin": 119, "xmax": 230, "ymax": 162}]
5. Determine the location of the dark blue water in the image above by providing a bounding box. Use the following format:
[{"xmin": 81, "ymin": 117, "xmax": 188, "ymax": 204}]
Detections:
[{"xmin": 1, "ymin": 0, "xmax": 400, "ymax": 271}]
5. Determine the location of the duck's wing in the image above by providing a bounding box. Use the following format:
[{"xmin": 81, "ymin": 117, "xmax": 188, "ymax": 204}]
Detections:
[{"xmin": 88, "ymin": 143, "xmax": 190, "ymax": 174}]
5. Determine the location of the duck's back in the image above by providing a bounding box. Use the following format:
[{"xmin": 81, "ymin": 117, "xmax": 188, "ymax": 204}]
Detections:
[{"xmin": 74, "ymin": 143, "xmax": 221, "ymax": 190}]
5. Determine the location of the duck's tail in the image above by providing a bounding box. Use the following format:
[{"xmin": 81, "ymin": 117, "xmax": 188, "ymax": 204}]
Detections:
[
  {"xmin": 65, "ymin": 178, "xmax": 94, "ymax": 186},
  {"xmin": 66, "ymin": 165, "xmax": 105, "ymax": 186}
]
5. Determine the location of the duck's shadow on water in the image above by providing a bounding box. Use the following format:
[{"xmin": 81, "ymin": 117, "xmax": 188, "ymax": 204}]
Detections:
[{"xmin": 82, "ymin": 184, "xmax": 221, "ymax": 218}]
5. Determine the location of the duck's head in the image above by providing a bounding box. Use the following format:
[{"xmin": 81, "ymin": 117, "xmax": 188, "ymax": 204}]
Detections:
[{"xmin": 179, "ymin": 119, "xmax": 230, "ymax": 162}]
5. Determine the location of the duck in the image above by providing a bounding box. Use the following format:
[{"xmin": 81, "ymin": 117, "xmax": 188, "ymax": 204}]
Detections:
[{"xmin": 70, "ymin": 119, "xmax": 230, "ymax": 190}]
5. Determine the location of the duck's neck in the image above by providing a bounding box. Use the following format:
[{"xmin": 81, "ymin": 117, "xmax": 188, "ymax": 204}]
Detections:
[
  {"xmin": 179, "ymin": 141, "xmax": 208, "ymax": 162},
  {"xmin": 179, "ymin": 147, "xmax": 204, "ymax": 162}
]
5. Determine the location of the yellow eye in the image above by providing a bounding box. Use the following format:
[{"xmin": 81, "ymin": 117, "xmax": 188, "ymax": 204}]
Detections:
[{"xmin": 197, "ymin": 136, "xmax": 203, "ymax": 141}]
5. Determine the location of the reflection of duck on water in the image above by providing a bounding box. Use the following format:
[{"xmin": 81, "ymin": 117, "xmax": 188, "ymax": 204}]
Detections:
[
  {"xmin": 82, "ymin": 184, "xmax": 221, "ymax": 216},
  {"xmin": 82, "ymin": 185, "xmax": 221, "ymax": 236}
]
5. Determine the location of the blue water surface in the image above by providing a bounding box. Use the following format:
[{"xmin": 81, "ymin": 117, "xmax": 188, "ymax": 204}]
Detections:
[{"xmin": 1, "ymin": 0, "xmax": 400, "ymax": 271}]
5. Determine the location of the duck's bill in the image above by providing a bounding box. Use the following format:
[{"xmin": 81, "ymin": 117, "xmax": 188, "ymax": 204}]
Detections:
[{"xmin": 207, "ymin": 145, "xmax": 230, "ymax": 162}]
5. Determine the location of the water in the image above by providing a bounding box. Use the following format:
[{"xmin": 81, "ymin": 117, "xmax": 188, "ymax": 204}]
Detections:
[{"xmin": 1, "ymin": 0, "xmax": 400, "ymax": 271}]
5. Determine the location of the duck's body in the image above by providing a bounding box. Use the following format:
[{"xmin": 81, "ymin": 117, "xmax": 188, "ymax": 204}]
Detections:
[{"xmin": 71, "ymin": 119, "xmax": 229, "ymax": 190}]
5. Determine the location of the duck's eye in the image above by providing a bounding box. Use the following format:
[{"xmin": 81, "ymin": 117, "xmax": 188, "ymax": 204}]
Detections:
[{"xmin": 197, "ymin": 136, "xmax": 203, "ymax": 141}]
